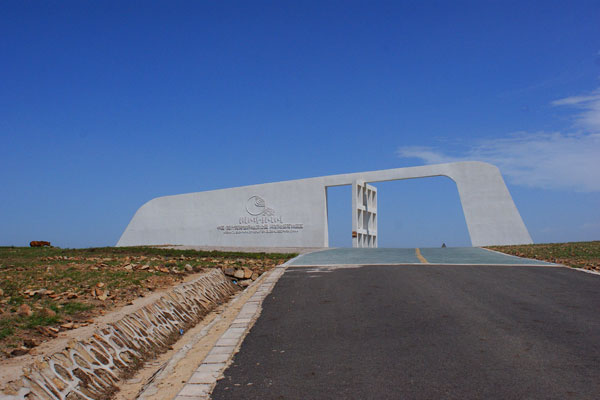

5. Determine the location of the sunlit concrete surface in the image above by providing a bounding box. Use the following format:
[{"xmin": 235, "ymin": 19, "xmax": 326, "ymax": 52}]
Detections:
[
  {"xmin": 288, "ymin": 247, "xmax": 554, "ymax": 266},
  {"xmin": 117, "ymin": 162, "xmax": 532, "ymax": 248}
]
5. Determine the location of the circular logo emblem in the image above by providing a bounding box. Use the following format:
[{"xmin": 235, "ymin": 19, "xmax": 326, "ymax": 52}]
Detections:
[{"xmin": 246, "ymin": 196, "xmax": 266, "ymax": 215}]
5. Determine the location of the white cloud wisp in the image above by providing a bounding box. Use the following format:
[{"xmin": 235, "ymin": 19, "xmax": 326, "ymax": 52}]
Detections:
[
  {"xmin": 397, "ymin": 88, "xmax": 600, "ymax": 192},
  {"xmin": 552, "ymin": 88, "xmax": 600, "ymax": 132},
  {"xmin": 398, "ymin": 132, "xmax": 600, "ymax": 192}
]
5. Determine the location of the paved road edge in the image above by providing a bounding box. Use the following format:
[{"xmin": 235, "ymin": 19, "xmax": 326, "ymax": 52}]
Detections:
[{"xmin": 173, "ymin": 257, "xmax": 297, "ymax": 400}]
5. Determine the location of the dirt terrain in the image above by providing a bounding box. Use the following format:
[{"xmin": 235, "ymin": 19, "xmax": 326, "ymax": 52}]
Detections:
[
  {"xmin": 486, "ymin": 240, "xmax": 600, "ymax": 272},
  {"xmin": 0, "ymin": 246, "xmax": 294, "ymax": 360}
]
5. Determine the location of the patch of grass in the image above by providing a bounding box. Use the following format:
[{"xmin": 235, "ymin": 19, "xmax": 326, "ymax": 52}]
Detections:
[
  {"xmin": 62, "ymin": 301, "xmax": 94, "ymax": 315},
  {"xmin": 0, "ymin": 327, "xmax": 13, "ymax": 340},
  {"xmin": 0, "ymin": 326, "xmax": 15, "ymax": 340},
  {"xmin": 0, "ymin": 319, "xmax": 15, "ymax": 340},
  {"xmin": 0, "ymin": 246, "xmax": 294, "ymax": 263},
  {"xmin": 23, "ymin": 313, "xmax": 61, "ymax": 330},
  {"xmin": 103, "ymin": 270, "xmax": 154, "ymax": 288},
  {"xmin": 486, "ymin": 241, "xmax": 600, "ymax": 271},
  {"xmin": 8, "ymin": 295, "xmax": 24, "ymax": 306}
]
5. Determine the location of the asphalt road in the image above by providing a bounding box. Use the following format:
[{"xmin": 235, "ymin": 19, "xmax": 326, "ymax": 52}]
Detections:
[{"xmin": 212, "ymin": 265, "xmax": 600, "ymax": 399}]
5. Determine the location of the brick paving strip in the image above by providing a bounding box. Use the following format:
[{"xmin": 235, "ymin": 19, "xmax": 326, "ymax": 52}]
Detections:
[{"xmin": 172, "ymin": 261, "xmax": 291, "ymax": 400}]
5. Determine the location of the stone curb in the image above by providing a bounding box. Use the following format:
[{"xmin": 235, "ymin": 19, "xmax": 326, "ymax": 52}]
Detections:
[
  {"xmin": 173, "ymin": 261, "xmax": 291, "ymax": 400},
  {"xmin": 569, "ymin": 266, "xmax": 600, "ymax": 275}
]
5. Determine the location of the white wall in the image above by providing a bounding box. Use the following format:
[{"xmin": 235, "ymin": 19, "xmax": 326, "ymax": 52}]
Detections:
[
  {"xmin": 117, "ymin": 179, "xmax": 328, "ymax": 247},
  {"xmin": 117, "ymin": 162, "xmax": 533, "ymax": 247}
]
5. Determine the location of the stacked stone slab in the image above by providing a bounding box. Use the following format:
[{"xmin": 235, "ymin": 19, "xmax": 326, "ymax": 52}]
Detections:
[{"xmin": 1, "ymin": 269, "xmax": 237, "ymax": 400}]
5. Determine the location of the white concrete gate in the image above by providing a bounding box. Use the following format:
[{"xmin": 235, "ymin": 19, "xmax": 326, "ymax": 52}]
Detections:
[
  {"xmin": 118, "ymin": 162, "xmax": 534, "ymax": 248},
  {"xmin": 352, "ymin": 180, "xmax": 378, "ymax": 248}
]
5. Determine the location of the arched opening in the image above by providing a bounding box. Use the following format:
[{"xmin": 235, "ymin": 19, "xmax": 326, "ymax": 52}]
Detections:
[{"xmin": 326, "ymin": 176, "xmax": 470, "ymax": 248}]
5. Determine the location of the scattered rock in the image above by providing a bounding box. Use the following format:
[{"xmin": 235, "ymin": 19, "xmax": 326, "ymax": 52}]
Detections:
[
  {"xmin": 234, "ymin": 269, "xmax": 245, "ymax": 279},
  {"xmin": 223, "ymin": 267, "xmax": 235, "ymax": 277},
  {"xmin": 10, "ymin": 347, "xmax": 29, "ymax": 356},
  {"xmin": 94, "ymin": 288, "xmax": 108, "ymax": 301},
  {"xmin": 238, "ymin": 279, "xmax": 252, "ymax": 288},
  {"xmin": 23, "ymin": 288, "xmax": 48, "ymax": 297},
  {"xmin": 184, "ymin": 264, "xmax": 193, "ymax": 272},
  {"xmin": 242, "ymin": 267, "xmax": 253, "ymax": 279},
  {"xmin": 124, "ymin": 264, "xmax": 133, "ymax": 270},
  {"xmin": 18, "ymin": 304, "xmax": 33, "ymax": 317},
  {"xmin": 29, "ymin": 241, "xmax": 51, "ymax": 247},
  {"xmin": 96, "ymin": 282, "xmax": 105, "ymax": 288},
  {"xmin": 37, "ymin": 326, "xmax": 58, "ymax": 337},
  {"xmin": 251, "ymin": 272, "xmax": 259, "ymax": 281},
  {"xmin": 60, "ymin": 322, "xmax": 75, "ymax": 330},
  {"xmin": 0, "ymin": 288, "xmax": 3, "ymax": 296},
  {"xmin": 24, "ymin": 338, "xmax": 39, "ymax": 348}
]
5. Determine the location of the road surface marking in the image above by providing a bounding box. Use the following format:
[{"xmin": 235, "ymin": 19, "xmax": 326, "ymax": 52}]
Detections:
[{"xmin": 415, "ymin": 248, "xmax": 429, "ymax": 264}]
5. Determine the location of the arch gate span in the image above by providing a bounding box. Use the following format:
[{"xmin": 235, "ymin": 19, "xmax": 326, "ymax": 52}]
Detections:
[{"xmin": 117, "ymin": 161, "xmax": 533, "ymax": 248}]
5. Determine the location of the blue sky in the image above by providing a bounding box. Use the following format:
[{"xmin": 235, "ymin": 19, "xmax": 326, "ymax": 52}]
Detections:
[{"xmin": 1, "ymin": 1, "xmax": 599, "ymax": 248}]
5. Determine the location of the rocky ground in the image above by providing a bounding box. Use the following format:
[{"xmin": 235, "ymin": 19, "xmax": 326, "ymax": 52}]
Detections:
[
  {"xmin": 486, "ymin": 240, "xmax": 600, "ymax": 272},
  {"xmin": 0, "ymin": 246, "xmax": 294, "ymax": 360}
]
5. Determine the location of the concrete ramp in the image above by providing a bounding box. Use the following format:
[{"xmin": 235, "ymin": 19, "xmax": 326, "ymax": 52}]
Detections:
[{"xmin": 289, "ymin": 247, "xmax": 555, "ymax": 266}]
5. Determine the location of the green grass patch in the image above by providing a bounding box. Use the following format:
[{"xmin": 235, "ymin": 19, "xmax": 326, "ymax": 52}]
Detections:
[
  {"xmin": 486, "ymin": 241, "xmax": 600, "ymax": 270},
  {"xmin": 0, "ymin": 246, "xmax": 295, "ymax": 263},
  {"xmin": 62, "ymin": 301, "xmax": 94, "ymax": 315},
  {"xmin": 0, "ymin": 318, "xmax": 15, "ymax": 340},
  {"xmin": 0, "ymin": 326, "xmax": 13, "ymax": 340},
  {"xmin": 23, "ymin": 313, "xmax": 61, "ymax": 330},
  {"xmin": 8, "ymin": 295, "xmax": 24, "ymax": 306}
]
